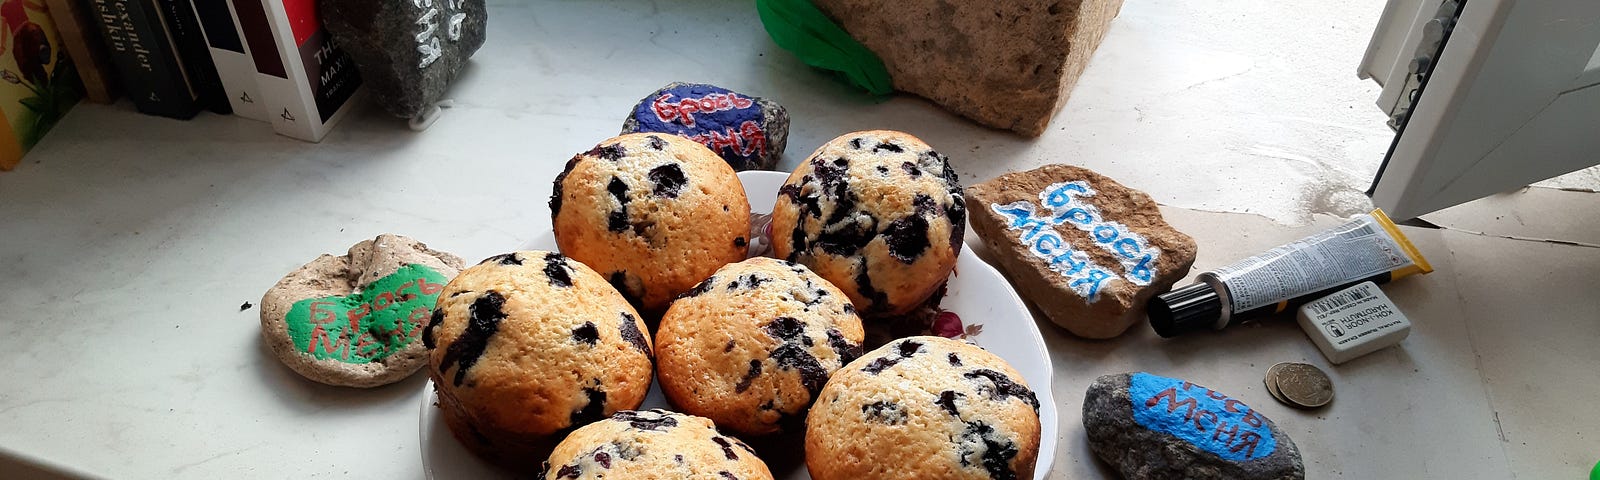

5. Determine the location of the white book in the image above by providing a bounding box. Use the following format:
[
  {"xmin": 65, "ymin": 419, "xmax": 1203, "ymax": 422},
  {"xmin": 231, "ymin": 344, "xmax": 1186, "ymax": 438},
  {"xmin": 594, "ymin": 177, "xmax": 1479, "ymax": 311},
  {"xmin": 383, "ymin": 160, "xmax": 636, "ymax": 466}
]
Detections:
[
  {"xmin": 190, "ymin": 0, "xmax": 268, "ymax": 122},
  {"xmin": 228, "ymin": 0, "xmax": 362, "ymax": 142}
]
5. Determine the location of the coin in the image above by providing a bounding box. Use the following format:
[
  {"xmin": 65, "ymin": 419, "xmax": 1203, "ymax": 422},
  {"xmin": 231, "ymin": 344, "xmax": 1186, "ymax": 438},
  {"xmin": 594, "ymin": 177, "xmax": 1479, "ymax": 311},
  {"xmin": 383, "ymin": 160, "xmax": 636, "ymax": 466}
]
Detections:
[
  {"xmin": 1274, "ymin": 362, "xmax": 1334, "ymax": 409},
  {"xmin": 1263, "ymin": 363, "xmax": 1291, "ymax": 405},
  {"xmin": 1265, "ymin": 372, "xmax": 1285, "ymax": 404}
]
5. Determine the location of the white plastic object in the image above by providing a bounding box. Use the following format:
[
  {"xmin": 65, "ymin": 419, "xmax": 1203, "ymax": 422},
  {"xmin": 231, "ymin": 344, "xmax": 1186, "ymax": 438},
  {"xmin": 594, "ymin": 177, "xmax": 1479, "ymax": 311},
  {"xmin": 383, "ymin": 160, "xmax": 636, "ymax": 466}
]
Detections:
[
  {"xmin": 1296, "ymin": 281, "xmax": 1412, "ymax": 364},
  {"xmin": 1361, "ymin": 0, "xmax": 1600, "ymax": 220},
  {"xmin": 408, "ymin": 99, "xmax": 457, "ymax": 131}
]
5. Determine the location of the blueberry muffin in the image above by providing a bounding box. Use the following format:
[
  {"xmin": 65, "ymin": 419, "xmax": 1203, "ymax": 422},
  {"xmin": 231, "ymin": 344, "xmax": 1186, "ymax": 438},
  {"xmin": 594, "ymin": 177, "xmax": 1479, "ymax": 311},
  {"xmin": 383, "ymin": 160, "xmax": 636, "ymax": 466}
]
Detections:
[
  {"xmin": 805, "ymin": 336, "xmax": 1041, "ymax": 480},
  {"xmin": 551, "ymin": 133, "xmax": 751, "ymax": 314},
  {"xmin": 771, "ymin": 130, "xmax": 966, "ymax": 317},
  {"xmin": 540, "ymin": 409, "xmax": 775, "ymax": 480},
  {"xmin": 424, "ymin": 251, "xmax": 655, "ymax": 470},
  {"xmin": 656, "ymin": 257, "xmax": 865, "ymax": 436}
]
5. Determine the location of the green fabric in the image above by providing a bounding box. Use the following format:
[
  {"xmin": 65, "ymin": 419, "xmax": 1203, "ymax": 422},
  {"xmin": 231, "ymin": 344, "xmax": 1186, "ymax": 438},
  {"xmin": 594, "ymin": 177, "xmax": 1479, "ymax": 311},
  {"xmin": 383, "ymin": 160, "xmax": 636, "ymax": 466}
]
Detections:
[{"xmin": 756, "ymin": 0, "xmax": 893, "ymax": 95}]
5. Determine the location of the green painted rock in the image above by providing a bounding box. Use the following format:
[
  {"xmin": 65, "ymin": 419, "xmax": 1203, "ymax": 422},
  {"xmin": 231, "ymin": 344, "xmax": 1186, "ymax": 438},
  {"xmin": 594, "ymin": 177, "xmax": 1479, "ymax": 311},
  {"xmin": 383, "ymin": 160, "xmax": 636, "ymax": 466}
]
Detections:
[{"xmin": 261, "ymin": 234, "xmax": 464, "ymax": 387}]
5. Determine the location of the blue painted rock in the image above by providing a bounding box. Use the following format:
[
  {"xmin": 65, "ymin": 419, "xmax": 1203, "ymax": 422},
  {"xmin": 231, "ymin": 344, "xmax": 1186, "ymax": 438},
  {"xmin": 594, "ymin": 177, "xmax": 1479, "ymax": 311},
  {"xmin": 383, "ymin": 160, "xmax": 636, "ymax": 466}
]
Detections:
[
  {"xmin": 322, "ymin": 0, "xmax": 487, "ymax": 118},
  {"xmin": 1084, "ymin": 372, "xmax": 1305, "ymax": 480},
  {"xmin": 621, "ymin": 82, "xmax": 789, "ymax": 171}
]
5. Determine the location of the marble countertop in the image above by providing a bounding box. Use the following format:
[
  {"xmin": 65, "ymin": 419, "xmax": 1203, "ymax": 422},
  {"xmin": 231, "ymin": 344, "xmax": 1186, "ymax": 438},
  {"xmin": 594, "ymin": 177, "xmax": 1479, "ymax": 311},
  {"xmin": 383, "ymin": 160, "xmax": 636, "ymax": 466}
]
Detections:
[{"xmin": 2, "ymin": 0, "xmax": 1595, "ymax": 478}]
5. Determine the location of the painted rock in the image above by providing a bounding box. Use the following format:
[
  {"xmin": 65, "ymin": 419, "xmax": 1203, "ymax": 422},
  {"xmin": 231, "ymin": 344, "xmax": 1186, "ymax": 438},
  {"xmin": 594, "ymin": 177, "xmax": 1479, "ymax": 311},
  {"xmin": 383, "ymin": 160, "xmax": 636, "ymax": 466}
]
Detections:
[
  {"xmin": 621, "ymin": 82, "xmax": 789, "ymax": 171},
  {"xmin": 966, "ymin": 164, "xmax": 1196, "ymax": 338},
  {"xmin": 260, "ymin": 234, "xmax": 465, "ymax": 387},
  {"xmin": 321, "ymin": 0, "xmax": 487, "ymax": 118},
  {"xmin": 1084, "ymin": 373, "xmax": 1305, "ymax": 480}
]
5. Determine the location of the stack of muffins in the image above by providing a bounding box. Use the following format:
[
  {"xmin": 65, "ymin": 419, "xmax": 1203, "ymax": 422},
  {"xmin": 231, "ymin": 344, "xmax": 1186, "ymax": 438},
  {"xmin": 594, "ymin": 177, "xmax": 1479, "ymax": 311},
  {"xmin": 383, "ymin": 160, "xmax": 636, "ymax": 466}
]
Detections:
[{"xmin": 423, "ymin": 131, "xmax": 1042, "ymax": 479}]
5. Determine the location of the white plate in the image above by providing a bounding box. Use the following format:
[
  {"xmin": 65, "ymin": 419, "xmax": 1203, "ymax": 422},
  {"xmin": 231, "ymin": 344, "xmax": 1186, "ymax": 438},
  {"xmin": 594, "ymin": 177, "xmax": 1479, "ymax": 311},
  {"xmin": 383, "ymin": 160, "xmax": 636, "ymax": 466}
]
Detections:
[{"xmin": 422, "ymin": 171, "xmax": 1058, "ymax": 479}]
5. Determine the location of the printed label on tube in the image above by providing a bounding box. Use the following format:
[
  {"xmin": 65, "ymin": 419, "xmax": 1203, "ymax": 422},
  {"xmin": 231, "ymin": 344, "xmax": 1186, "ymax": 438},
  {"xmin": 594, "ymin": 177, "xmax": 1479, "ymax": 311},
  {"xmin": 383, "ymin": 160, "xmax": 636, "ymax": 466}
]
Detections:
[{"xmin": 1211, "ymin": 215, "xmax": 1412, "ymax": 312}]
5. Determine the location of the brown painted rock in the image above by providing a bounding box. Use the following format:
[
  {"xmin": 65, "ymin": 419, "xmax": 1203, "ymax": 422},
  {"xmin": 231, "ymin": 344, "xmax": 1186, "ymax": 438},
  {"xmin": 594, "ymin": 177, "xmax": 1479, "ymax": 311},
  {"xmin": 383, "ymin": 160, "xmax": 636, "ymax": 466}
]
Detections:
[
  {"xmin": 967, "ymin": 165, "xmax": 1195, "ymax": 338},
  {"xmin": 260, "ymin": 234, "xmax": 465, "ymax": 387},
  {"xmin": 811, "ymin": 0, "xmax": 1123, "ymax": 136}
]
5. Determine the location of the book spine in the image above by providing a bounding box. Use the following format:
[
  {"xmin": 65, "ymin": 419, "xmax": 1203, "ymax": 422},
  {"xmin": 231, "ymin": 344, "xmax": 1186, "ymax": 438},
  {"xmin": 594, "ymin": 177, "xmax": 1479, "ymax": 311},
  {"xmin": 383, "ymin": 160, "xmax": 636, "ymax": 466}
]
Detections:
[
  {"xmin": 236, "ymin": 0, "xmax": 362, "ymax": 142},
  {"xmin": 45, "ymin": 0, "xmax": 119, "ymax": 103},
  {"xmin": 155, "ymin": 0, "xmax": 229, "ymax": 114},
  {"xmin": 87, "ymin": 0, "xmax": 199, "ymax": 119},
  {"xmin": 228, "ymin": 0, "xmax": 302, "ymax": 138},
  {"xmin": 189, "ymin": 0, "xmax": 267, "ymax": 121}
]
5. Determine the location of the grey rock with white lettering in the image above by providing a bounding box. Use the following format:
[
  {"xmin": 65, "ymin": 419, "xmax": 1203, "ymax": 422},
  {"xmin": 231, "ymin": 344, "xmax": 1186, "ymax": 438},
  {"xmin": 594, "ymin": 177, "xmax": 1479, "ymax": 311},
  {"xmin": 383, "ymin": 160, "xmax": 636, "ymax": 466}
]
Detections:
[
  {"xmin": 322, "ymin": 0, "xmax": 487, "ymax": 118},
  {"xmin": 1084, "ymin": 373, "xmax": 1304, "ymax": 480},
  {"xmin": 966, "ymin": 164, "xmax": 1197, "ymax": 339}
]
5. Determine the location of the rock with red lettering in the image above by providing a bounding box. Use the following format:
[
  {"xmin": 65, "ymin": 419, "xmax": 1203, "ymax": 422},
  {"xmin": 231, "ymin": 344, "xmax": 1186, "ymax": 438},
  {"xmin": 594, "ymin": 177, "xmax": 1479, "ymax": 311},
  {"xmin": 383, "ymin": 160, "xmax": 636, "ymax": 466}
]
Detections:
[
  {"xmin": 622, "ymin": 82, "xmax": 789, "ymax": 171},
  {"xmin": 322, "ymin": 0, "xmax": 487, "ymax": 118},
  {"xmin": 260, "ymin": 234, "xmax": 465, "ymax": 387},
  {"xmin": 966, "ymin": 164, "xmax": 1196, "ymax": 339},
  {"xmin": 1084, "ymin": 373, "xmax": 1304, "ymax": 480}
]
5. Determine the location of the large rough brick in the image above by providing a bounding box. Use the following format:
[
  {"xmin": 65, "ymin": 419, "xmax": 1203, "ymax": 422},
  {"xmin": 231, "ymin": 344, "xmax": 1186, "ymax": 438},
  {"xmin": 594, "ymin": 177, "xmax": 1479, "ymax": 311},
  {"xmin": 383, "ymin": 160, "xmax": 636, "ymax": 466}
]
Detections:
[{"xmin": 813, "ymin": 0, "xmax": 1122, "ymax": 136}]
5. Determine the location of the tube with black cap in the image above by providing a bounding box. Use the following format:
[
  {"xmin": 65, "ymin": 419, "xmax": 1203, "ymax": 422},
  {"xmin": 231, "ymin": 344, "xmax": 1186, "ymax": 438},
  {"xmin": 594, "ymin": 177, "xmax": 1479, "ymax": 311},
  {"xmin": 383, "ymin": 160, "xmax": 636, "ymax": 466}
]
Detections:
[{"xmin": 1147, "ymin": 209, "xmax": 1432, "ymax": 338}]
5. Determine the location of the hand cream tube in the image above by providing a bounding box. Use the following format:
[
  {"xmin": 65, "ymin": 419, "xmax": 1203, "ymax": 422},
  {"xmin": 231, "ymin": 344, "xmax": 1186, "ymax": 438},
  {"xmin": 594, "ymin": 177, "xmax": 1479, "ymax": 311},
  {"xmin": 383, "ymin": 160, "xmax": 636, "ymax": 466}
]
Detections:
[{"xmin": 1147, "ymin": 209, "xmax": 1431, "ymax": 338}]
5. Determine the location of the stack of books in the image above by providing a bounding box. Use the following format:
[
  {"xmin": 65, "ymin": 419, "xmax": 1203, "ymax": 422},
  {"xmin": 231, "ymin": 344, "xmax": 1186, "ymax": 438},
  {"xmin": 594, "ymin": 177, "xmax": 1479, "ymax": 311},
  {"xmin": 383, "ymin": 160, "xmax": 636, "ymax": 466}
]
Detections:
[
  {"xmin": 3, "ymin": 0, "xmax": 363, "ymax": 170},
  {"xmin": 76, "ymin": 0, "xmax": 362, "ymax": 140}
]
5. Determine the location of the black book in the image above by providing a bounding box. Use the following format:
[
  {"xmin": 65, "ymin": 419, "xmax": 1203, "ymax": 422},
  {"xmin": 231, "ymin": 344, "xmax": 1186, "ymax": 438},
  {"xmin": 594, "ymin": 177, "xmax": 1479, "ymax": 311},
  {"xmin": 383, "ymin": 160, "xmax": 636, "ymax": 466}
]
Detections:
[
  {"xmin": 88, "ymin": 0, "xmax": 201, "ymax": 119},
  {"xmin": 154, "ymin": 0, "xmax": 229, "ymax": 114}
]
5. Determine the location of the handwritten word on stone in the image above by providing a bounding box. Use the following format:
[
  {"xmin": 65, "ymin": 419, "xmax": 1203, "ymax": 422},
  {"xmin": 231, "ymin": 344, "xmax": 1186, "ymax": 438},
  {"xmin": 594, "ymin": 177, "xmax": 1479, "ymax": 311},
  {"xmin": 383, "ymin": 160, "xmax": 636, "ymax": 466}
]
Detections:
[
  {"xmin": 413, "ymin": 0, "xmax": 467, "ymax": 68},
  {"xmin": 623, "ymin": 83, "xmax": 789, "ymax": 171},
  {"xmin": 1129, "ymin": 373, "xmax": 1277, "ymax": 462},
  {"xmin": 990, "ymin": 181, "xmax": 1162, "ymax": 302}
]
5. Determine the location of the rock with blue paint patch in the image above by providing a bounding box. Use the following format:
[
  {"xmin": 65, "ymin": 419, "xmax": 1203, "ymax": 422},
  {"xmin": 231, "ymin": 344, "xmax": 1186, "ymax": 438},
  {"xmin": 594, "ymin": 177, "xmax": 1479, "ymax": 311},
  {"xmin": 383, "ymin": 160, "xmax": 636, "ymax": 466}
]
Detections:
[
  {"xmin": 966, "ymin": 164, "xmax": 1196, "ymax": 338},
  {"xmin": 621, "ymin": 82, "xmax": 789, "ymax": 171},
  {"xmin": 1084, "ymin": 373, "xmax": 1304, "ymax": 480}
]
